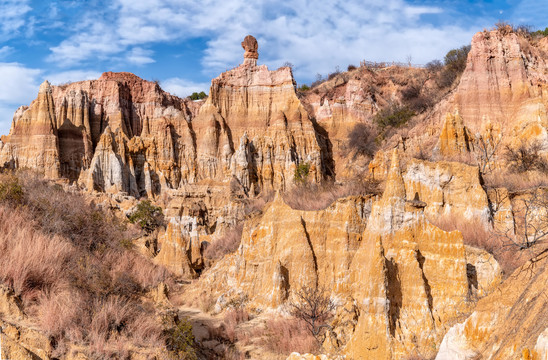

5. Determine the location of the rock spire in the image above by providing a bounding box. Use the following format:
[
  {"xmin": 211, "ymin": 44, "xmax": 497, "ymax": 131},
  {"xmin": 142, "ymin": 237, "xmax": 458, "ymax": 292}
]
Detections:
[{"xmin": 241, "ymin": 35, "xmax": 258, "ymax": 66}]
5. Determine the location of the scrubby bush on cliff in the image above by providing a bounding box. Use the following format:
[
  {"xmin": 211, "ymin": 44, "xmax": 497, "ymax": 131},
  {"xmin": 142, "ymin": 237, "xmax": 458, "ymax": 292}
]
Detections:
[
  {"xmin": 437, "ymin": 45, "xmax": 471, "ymax": 88},
  {"xmin": 504, "ymin": 140, "xmax": 548, "ymax": 173},
  {"xmin": 189, "ymin": 91, "xmax": 207, "ymax": 100},
  {"xmin": 0, "ymin": 172, "xmax": 175, "ymax": 358},
  {"xmin": 294, "ymin": 162, "xmax": 311, "ymax": 184},
  {"xmin": 284, "ymin": 179, "xmax": 380, "ymax": 211},
  {"xmin": 532, "ymin": 27, "xmax": 548, "ymax": 38},
  {"xmin": 128, "ymin": 200, "xmax": 164, "ymax": 234},
  {"xmin": 425, "ymin": 59, "xmax": 443, "ymax": 72},
  {"xmin": 0, "ymin": 175, "xmax": 23, "ymax": 204},
  {"xmin": 374, "ymin": 104, "xmax": 415, "ymax": 130},
  {"xmin": 289, "ymin": 285, "xmax": 336, "ymax": 346},
  {"xmin": 347, "ymin": 123, "xmax": 379, "ymax": 158},
  {"xmin": 165, "ymin": 317, "xmax": 197, "ymax": 360}
]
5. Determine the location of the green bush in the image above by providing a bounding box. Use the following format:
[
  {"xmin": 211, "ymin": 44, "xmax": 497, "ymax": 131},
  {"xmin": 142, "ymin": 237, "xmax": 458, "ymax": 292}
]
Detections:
[
  {"xmin": 532, "ymin": 27, "xmax": 548, "ymax": 37},
  {"xmin": 437, "ymin": 45, "xmax": 471, "ymax": 88},
  {"xmin": 0, "ymin": 176, "xmax": 24, "ymax": 204},
  {"xmin": 165, "ymin": 318, "xmax": 196, "ymax": 360},
  {"xmin": 444, "ymin": 45, "xmax": 471, "ymax": 73},
  {"xmin": 298, "ymin": 84, "xmax": 311, "ymax": 91},
  {"xmin": 128, "ymin": 200, "xmax": 164, "ymax": 234},
  {"xmin": 189, "ymin": 91, "xmax": 207, "ymax": 100},
  {"xmin": 294, "ymin": 163, "xmax": 311, "ymax": 184},
  {"xmin": 374, "ymin": 105, "xmax": 415, "ymax": 130}
]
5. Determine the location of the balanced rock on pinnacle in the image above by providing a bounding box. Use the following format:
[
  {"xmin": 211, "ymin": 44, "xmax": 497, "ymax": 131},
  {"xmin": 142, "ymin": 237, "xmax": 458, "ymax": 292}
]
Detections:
[{"xmin": 241, "ymin": 35, "xmax": 258, "ymax": 65}]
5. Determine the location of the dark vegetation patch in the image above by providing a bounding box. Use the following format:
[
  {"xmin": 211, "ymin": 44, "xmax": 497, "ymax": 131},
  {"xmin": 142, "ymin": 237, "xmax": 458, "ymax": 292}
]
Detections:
[{"xmin": 0, "ymin": 171, "xmax": 193, "ymax": 359}]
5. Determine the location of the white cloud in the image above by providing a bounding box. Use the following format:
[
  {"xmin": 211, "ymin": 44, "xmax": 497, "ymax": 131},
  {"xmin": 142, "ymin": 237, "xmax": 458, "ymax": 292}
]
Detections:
[
  {"xmin": 161, "ymin": 77, "xmax": 210, "ymax": 98},
  {"xmin": 0, "ymin": 62, "xmax": 41, "ymax": 135},
  {"xmin": 0, "ymin": 0, "xmax": 32, "ymax": 40},
  {"xmin": 511, "ymin": 0, "xmax": 548, "ymax": 28},
  {"xmin": 0, "ymin": 62, "xmax": 41, "ymax": 104},
  {"xmin": 0, "ymin": 46, "xmax": 14, "ymax": 59},
  {"xmin": 46, "ymin": 70, "xmax": 102, "ymax": 85},
  {"xmin": 127, "ymin": 47, "xmax": 155, "ymax": 65},
  {"xmin": 0, "ymin": 64, "xmax": 103, "ymax": 135},
  {"xmin": 0, "ymin": 105, "xmax": 18, "ymax": 136},
  {"xmin": 46, "ymin": 0, "xmax": 478, "ymax": 81}
]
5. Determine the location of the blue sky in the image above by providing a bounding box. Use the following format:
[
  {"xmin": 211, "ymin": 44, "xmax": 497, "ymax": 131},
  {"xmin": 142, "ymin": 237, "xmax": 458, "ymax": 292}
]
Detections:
[{"xmin": 0, "ymin": 0, "xmax": 546, "ymax": 135}]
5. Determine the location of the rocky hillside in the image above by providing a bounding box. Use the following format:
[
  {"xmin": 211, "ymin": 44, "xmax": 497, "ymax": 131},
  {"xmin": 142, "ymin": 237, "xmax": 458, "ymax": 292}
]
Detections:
[{"xmin": 1, "ymin": 29, "xmax": 548, "ymax": 360}]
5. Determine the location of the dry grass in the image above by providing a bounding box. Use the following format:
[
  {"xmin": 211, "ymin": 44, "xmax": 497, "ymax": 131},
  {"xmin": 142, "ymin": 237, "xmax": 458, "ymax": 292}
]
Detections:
[
  {"xmin": 428, "ymin": 215, "xmax": 533, "ymax": 274},
  {"xmin": 221, "ymin": 308, "xmax": 250, "ymax": 342},
  {"xmin": 204, "ymin": 223, "xmax": 244, "ymax": 260},
  {"xmin": 483, "ymin": 169, "xmax": 548, "ymax": 192},
  {"xmin": 0, "ymin": 172, "xmax": 172, "ymax": 358},
  {"xmin": 260, "ymin": 317, "xmax": 318, "ymax": 355},
  {"xmin": 283, "ymin": 180, "xmax": 380, "ymax": 211}
]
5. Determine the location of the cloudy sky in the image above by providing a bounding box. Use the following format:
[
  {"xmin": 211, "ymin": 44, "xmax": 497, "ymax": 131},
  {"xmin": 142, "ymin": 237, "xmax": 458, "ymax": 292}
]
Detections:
[{"xmin": 0, "ymin": 0, "xmax": 546, "ymax": 135}]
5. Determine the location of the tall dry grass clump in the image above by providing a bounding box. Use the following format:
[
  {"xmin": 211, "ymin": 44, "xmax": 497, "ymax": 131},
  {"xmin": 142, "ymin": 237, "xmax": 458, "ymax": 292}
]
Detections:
[
  {"xmin": 283, "ymin": 179, "xmax": 380, "ymax": 211},
  {"xmin": 0, "ymin": 171, "xmax": 173, "ymax": 358},
  {"xmin": 204, "ymin": 224, "xmax": 244, "ymax": 260},
  {"xmin": 428, "ymin": 214, "xmax": 534, "ymax": 274},
  {"xmin": 261, "ymin": 317, "xmax": 318, "ymax": 355}
]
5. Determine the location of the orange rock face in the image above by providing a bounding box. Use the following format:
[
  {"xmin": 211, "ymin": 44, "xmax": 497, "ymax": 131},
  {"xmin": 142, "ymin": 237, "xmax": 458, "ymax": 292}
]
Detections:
[
  {"xmin": 0, "ymin": 81, "xmax": 60, "ymax": 179},
  {"xmin": 190, "ymin": 150, "xmax": 487, "ymax": 359},
  {"xmin": 1, "ymin": 38, "xmax": 329, "ymax": 197},
  {"xmin": 429, "ymin": 30, "xmax": 548, "ymax": 148},
  {"xmin": 438, "ymin": 110, "xmax": 474, "ymax": 157}
]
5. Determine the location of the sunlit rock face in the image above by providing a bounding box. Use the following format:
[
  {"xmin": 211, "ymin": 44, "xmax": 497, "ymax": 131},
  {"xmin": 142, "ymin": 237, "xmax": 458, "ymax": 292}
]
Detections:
[
  {"xmin": 1, "ymin": 36, "xmax": 329, "ymax": 197},
  {"xmin": 189, "ymin": 150, "xmax": 488, "ymax": 360}
]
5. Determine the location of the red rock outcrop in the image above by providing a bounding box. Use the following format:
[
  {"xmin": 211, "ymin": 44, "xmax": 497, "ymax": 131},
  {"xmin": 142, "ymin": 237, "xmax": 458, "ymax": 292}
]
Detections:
[
  {"xmin": 427, "ymin": 29, "xmax": 548, "ymax": 151},
  {"xmin": 189, "ymin": 150, "xmax": 493, "ymax": 359},
  {"xmin": 438, "ymin": 110, "xmax": 475, "ymax": 157},
  {"xmin": 0, "ymin": 81, "xmax": 60, "ymax": 178}
]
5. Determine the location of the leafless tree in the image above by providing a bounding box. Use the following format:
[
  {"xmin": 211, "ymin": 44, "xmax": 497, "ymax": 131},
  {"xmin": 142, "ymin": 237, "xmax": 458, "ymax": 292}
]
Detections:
[
  {"xmin": 495, "ymin": 190, "xmax": 548, "ymax": 251},
  {"xmin": 289, "ymin": 285, "xmax": 336, "ymax": 344},
  {"xmin": 504, "ymin": 140, "xmax": 548, "ymax": 173},
  {"xmin": 474, "ymin": 131, "xmax": 503, "ymax": 174}
]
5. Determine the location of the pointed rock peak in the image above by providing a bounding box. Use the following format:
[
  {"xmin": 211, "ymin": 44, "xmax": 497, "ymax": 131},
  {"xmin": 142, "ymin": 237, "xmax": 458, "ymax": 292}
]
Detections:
[
  {"xmin": 273, "ymin": 190, "xmax": 283, "ymax": 204},
  {"xmin": 383, "ymin": 148, "xmax": 406, "ymax": 200},
  {"xmin": 101, "ymin": 125, "xmax": 114, "ymax": 138},
  {"xmin": 39, "ymin": 80, "xmax": 52, "ymax": 94},
  {"xmin": 242, "ymin": 35, "xmax": 258, "ymax": 66}
]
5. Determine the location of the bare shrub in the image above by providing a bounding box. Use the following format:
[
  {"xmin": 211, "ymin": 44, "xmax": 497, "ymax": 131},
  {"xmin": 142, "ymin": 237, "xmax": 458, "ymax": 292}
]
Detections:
[
  {"xmin": 289, "ymin": 285, "xmax": 336, "ymax": 344},
  {"xmin": 494, "ymin": 190, "xmax": 548, "ymax": 250},
  {"xmin": 347, "ymin": 123, "xmax": 379, "ymax": 158},
  {"xmin": 261, "ymin": 317, "xmax": 318, "ymax": 355},
  {"xmin": 243, "ymin": 190, "xmax": 274, "ymax": 215},
  {"xmin": 504, "ymin": 140, "xmax": 548, "ymax": 173},
  {"xmin": 474, "ymin": 132, "xmax": 503, "ymax": 174},
  {"xmin": 283, "ymin": 179, "xmax": 380, "ymax": 211},
  {"xmin": 494, "ymin": 20, "xmax": 513, "ymax": 35},
  {"xmin": 204, "ymin": 223, "xmax": 244, "ymax": 260},
  {"xmin": 425, "ymin": 59, "xmax": 443, "ymax": 72}
]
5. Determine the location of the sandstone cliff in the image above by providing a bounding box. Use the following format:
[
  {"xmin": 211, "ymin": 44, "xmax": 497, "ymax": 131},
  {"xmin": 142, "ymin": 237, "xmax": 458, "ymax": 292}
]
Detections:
[{"xmin": 188, "ymin": 150, "xmax": 500, "ymax": 359}]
